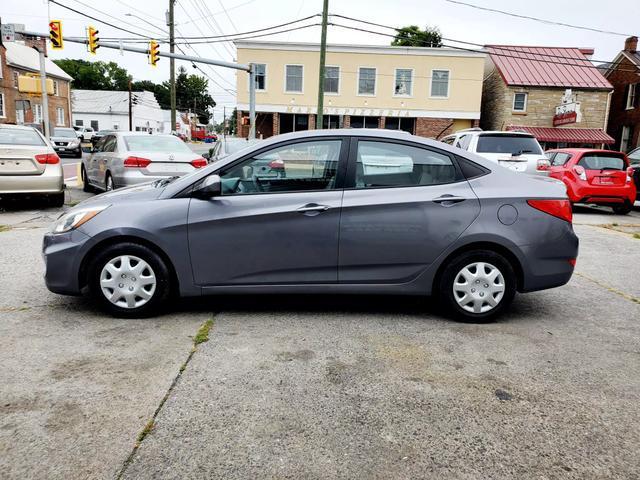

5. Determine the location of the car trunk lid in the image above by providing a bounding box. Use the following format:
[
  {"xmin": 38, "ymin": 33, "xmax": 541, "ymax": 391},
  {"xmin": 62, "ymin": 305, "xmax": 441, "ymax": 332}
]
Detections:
[
  {"xmin": 0, "ymin": 145, "xmax": 47, "ymax": 175},
  {"xmin": 580, "ymin": 153, "xmax": 627, "ymax": 186}
]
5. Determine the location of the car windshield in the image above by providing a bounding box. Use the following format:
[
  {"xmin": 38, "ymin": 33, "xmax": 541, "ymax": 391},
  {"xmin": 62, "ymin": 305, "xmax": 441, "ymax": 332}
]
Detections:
[
  {"xmin": 579, "ymin": 153, "xmax": 626, "ymax": 170},
  {"xmin": 123, "ymin": 135, "xmax": 193, "ymax": 153},
  {"xmin": 53, "ymin": 129, "xmax": 77, "ymax": 138},
  {"xmin": 97, "ymin": 130, "xmax": 112, "ymax": 135},
  {"xmin": 0, "ymin": 128, "xmax": 46, "ymax": 146},
  {"xmin": 476, "ymin": 134, "xmax": 543, "ymax": 155}
]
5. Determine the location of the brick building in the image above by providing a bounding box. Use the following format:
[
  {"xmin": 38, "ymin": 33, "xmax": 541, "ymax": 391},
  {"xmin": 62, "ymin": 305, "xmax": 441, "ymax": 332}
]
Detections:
[
  {"xmin": 0, "ymin": 37, "xmax": 72, "ymax": 130},
  {"xmin": 604, "ymin": 36, "xmax": 640, "ymax": 152},
  {"xmin": 234, "ymin": 41, "xmax": 485, "ymax": 139},
  {"xmin": 481, "ymin": 45, "xmax": 614, "ymax": 149}
]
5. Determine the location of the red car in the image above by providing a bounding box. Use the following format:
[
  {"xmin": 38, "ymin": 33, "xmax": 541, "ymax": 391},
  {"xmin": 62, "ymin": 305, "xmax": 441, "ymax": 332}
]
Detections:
[{"xmin": 546, "ymin": 148, "xmax": 637, "ymax": 215}]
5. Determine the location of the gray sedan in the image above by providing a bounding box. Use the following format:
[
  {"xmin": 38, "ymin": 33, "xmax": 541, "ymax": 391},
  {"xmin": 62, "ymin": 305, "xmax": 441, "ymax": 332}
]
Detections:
[
  {"xmin": 44, "ymin": 129, "xmax": 579, "ymax": 321},
  {"xmin": 81, "ymin": 132, "xmax": 207, "ymax": 192}
]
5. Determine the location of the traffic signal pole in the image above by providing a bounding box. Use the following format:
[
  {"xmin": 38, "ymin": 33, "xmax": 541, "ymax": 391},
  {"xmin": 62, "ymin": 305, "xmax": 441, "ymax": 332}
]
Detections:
[
  {"xmin": 168, "ymin": 0, "xmax": 176, "ymax": 134},
  {"xmin": 37, "ymin": 47, "xmax": 50, "ymax": 137},
  {"xmin": 20, "ymin": 28, "xmax": 257, "ymax": 139}
]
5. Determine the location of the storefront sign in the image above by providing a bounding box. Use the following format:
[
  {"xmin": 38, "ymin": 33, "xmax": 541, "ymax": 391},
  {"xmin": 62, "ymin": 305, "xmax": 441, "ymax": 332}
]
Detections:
[{"xmin": 553, "ymin": 101, "xmax": 581, "ymax": 126}]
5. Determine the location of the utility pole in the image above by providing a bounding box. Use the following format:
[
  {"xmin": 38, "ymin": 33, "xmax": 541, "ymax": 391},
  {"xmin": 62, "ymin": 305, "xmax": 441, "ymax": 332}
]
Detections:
[
  {"xmin": 249, "ymin": 63, "xmax": 256, "ymax": 139},
  {"xmin": 35, "ymin": 46, "xmax": 50, "ymax": 137},
  {"xmin": 168, "ymin": 0, "xmax": 176, "ymax": 133},
  {"xmin": 316, "ymin": 0, "xmax": 329, "ymax": 130},
  {"xmin": 128, "ymin": 78, "xmax": 133, "ymax": 131}
]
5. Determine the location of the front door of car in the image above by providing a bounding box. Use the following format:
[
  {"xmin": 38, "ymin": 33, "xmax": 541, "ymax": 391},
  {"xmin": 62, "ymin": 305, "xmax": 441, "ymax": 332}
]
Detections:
[
  {"xmin": 188, "ymin": 138, "xmax": 348, "ymax": 286},
  {"xmin": 338, "ymin": 138, "xmax": 481, "ymax": 283}
]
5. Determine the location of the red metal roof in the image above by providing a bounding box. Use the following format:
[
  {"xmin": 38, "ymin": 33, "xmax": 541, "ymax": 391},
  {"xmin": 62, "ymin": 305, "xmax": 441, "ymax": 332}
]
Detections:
[
  {"xmin": 506, "ymin": 125, "xmax": 615, "ymax": 144},
  {"xmin": 486, "ymin": 45, "xmax": 612, "ymax": 89}
]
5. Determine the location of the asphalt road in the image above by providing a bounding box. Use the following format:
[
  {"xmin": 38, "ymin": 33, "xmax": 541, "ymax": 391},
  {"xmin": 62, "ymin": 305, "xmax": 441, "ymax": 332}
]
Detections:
[{"xmin": 1, "ymin": 184, "xmax": 639, "ymax": 479}]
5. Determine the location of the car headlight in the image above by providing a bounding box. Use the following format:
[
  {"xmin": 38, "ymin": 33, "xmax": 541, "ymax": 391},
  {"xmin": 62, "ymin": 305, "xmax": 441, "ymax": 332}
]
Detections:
[
  {"xmin": 51, "ymin": 205, "xmax": 110, "ymax": 234},
  {"xmin": 69, "ymin": 139, "xmax": 80, "ymax": 146}
]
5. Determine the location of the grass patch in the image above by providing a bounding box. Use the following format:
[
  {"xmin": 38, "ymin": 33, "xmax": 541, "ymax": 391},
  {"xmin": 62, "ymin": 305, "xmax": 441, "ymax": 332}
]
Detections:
[
  {"xmin": 634, "ymin": 233, "xmax": 640, "ymax": 240},
  {"xmin": 0, "ymin": 225, "xmax": 11, "ymax": 233},
  {"xmin": 194, "ymin": 319, "xmax": 214, "ymax": 345},
  {"xmin": 136, "ymin": 420, "xmax": 154, "ymax": 446}
]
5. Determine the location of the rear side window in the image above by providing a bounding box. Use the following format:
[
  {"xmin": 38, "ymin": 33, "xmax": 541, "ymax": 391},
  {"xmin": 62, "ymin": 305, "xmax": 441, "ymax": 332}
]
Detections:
[
  {"xmin": 0, "ymin": 128, "xmax": 45, "ymax": 146},
  {"xmin": 457, "ymin": 157, "xmax": 490, "ymax": 179},
  {"xmin": 476, "ymin": 134, "xmax": 543, "ymax": 155},
  {"xmin": 551, "ymin": 152, "xmax": 572, "ymax": 166},
  {"xmin": 355, "ymin": 141, "xmax": 461, "ymax": 188},
  {"xmin": 579, "ymin": 153, "xmax": 625, "ymax": 170}
]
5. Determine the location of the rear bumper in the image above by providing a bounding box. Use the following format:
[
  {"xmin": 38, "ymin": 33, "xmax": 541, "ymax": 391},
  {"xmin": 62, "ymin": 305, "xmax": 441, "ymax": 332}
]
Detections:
[
  {"xmin": 0, "ymin": 164, "xmax": 64, "ymax": 194},
  {"xmin": 568, "ymin": 183, "xmax": 636, "ymax": 204},
  {"xmin": 42, "ymin": 229, "xmax": 91, "ymax": 295}
]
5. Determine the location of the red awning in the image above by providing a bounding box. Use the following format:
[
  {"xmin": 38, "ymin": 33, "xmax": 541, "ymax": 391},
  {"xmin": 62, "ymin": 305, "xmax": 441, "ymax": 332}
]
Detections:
[{"xmin": 506, "ymin": 125, "xmax": 615, "ymax": 144}]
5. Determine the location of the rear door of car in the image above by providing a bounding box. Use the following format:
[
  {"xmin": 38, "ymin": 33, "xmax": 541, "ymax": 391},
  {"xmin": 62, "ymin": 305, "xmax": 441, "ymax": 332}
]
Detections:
[
  {"xmin": 338, "ymin": 137, "xmax": 480, "ymax": 284},
  {"xmin": 548, "ymin": 152, "xmax": 572, "ymax": 180}
]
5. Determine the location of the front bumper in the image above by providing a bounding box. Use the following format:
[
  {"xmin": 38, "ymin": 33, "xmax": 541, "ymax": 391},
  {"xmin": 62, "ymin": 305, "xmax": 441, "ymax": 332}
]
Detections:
[
  {"xmin": 0, "ymin": 164, "xmax": 64, "ymax": 194},
  {"xmin": 53, "ymin": 144, "xmax": 81, "ymax": 154},
  {"xmin": 42, "ymin": 229, "xmax": 91, "ymax": 295}
]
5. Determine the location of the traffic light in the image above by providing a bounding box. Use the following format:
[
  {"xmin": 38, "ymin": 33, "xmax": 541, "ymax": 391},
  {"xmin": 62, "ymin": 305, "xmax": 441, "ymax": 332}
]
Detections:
[
  {"xmin": 87, "ymin": 26, "xmax": 99, "ymax": 54},
  {"xmin": 49, "ymin": 20, "xmax": 63, "ymax": 50},
  {"xmin": 148, "ymin": 41, "xmax": 160, "ymax": 67}
]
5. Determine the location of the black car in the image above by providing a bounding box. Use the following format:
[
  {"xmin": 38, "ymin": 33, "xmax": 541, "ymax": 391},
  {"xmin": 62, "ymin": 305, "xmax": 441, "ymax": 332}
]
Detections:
[
  {"xmin": 91, "ymin": 129, "xmax": 115, "ymax": 147},
  {"xmin": 628, "ymin": 147, "xmax": 640, "ymax": 200}
]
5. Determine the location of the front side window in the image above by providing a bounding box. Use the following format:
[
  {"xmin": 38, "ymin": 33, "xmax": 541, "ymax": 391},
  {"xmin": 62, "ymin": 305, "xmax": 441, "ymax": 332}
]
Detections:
[
  {"xmin": 358, "ymin": 67, "xmax": 376, "ymax": 95},
  {"xmin": 220, "ymin": 140, "xmax": 341, "ymax": 195},
  {"xmin": 626, "ymin": 83, "xmax": 637, "ymax": 110},
  {"xmin": 254, "ymin": 63, "xmax": 266, "ymax": 90},
  {"xmin": 394, "ymin": 69, "xmax": 413, "ymax": 96},
  {"xmin": 285, "ymin": 65, "xmax": 303, "ymax": 93},
  {"xmin": 102, "ymin": 136, "xmax": 117, "ymax": 153},
  {"xmin": 513, "ymin": 92, "xmax": 528, "ymax": 111},
  {"xmin": 355, "ymin": 141, "xmax": 459, "ymax": 188},
  {"xmin": 324, "ymin": 66, "xmax": 339, "ymax": 94},
  {"xmin": 551, "ymin": 152, "xmax": 572, "ymax": 166},
  {"xmin": 431, "ymin": 70, "xmax": 449, "ymax": 97}
]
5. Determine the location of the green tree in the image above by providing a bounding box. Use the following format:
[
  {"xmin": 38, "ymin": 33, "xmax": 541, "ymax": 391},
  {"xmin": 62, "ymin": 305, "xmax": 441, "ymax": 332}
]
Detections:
[
  {"xmin": 53, "ymin": 59, "xmax": 130, "ymax": 90},
  {"xmin": 391, "ymin": 25, "xmax": 442, "ymax": 47},
  {"xmin": 131, "ymin": 80, "xmax": 171, "ymax": 109},
  {"xmin": 174, "ymin": 67, "xmax": 216, "ymax": 124},
  {"xmin": 228, "ymin": 108, "xmax": 237, "ymax": 136}
]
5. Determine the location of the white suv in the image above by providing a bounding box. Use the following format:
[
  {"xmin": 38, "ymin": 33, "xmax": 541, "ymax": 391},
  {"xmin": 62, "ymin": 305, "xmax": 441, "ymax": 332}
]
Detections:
[
  {"xmin": 73, "ymin": 126, "xmax": 95, "ymax": 143},
  {"xmin": 441, "ymin": 129, "xmax": 550, "ymax": 175}
]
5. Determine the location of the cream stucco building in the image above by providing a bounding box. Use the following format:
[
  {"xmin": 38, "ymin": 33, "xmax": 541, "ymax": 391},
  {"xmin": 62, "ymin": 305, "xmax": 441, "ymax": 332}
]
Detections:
[{"xmin": 234, "ymin": 41, "xmax": 485, "ymax": 139}]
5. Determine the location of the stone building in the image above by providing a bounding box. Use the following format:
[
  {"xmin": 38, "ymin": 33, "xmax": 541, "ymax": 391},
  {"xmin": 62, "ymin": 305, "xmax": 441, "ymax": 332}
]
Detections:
[
  {"xmin": 604, "ymin": 36, "xmax": 640, "ymax": 152},
  {"xmin": 481, "ymin": 45, "xmax": 614, "ymax": 149}
]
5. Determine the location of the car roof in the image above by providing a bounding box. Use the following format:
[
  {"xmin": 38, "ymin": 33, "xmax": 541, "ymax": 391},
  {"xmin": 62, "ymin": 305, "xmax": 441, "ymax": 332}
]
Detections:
[
  {"xmin": 476, "ymin": 130, "xmax": 534, "ymax": 137},
  {"xmin": 546, "ymin": 148, "xmax": 624, "ymax": 154},
  {"xmin": 0, "ymin": 124, "xmax": 41, "ymax": 131}
]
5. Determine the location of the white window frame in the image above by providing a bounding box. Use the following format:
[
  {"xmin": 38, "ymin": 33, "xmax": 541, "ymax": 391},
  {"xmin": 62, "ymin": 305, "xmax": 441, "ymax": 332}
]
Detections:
[
  {"xmin": 393, "ymin": 68, "xmax": 414, "ymax": 97},
  {"xmin": 429, "ymin": 69, "xmax": 450, "ymax": 99},
  {"xmin": 56, "ymin": 107, "xmax": 64, "ymax": 126},
  {"xmin": 33, "ymin": 103, "xmax": 43, "ymax": 123},
  {"xmin": 253, "ymin": 63, "xmax": 267, "ymax": 92},
  {"xmin": 0, "ymin": 93, "xmax": 5, "ymax": 118},
  {"xmin": 512, "ymin": 92, "xmax": 528, "ymax": 112},
  {"xmin": 357, "ymin": 66, "xmax": 377, "ymax": 96},
  {"xmin": 284, "ymin": 64, "xmax": 304, "ymax": 94},
  {"xmin": 323, "ymin": 65, "xmax": 340, "ymax": 95},
  {"xmin": 626, "ymin": 83, "xmax": 637, "ymax": 110}
]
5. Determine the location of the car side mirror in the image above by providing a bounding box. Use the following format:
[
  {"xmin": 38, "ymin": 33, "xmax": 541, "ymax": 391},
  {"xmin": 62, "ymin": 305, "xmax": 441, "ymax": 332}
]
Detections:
[{"xmin": 193, "ymin": 174, "xmax": 222, "ymax": 199}]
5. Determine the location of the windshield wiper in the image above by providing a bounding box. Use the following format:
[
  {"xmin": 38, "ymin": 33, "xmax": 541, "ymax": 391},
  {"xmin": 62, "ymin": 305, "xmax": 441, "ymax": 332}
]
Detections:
[
  {"xmin": 512, "ymin": 149, "xmax": 534, "ymax": 156},
  {"xmin": 600, "ymin": 167, "xmax": 621, "ymax": 171},
  {"xmin": 153, "ymin": 176, "xmax": 179, "ymax": 188}
]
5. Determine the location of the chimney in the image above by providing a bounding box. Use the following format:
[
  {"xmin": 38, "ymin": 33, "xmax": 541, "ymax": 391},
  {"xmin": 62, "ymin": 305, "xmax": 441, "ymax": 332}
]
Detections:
[{"xmin": 624, "ymin": 36, "xmax": 638, "ymax": 53}]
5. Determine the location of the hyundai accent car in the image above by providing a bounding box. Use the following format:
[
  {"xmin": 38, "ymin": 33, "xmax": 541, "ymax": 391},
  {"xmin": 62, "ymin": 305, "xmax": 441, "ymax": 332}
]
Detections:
[
  {"xmin": 44, "ymin": 129, "xmax": 579, "ymax": 321},
  {"xmin": 546, "ymin": 148, "xmax": 636, "ymax": 214}
]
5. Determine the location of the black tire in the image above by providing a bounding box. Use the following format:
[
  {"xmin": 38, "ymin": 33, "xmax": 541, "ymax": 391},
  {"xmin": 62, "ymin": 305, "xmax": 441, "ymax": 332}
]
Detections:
[
  {"xmin": 75, "ymin": 147, "xmax": 82, "ymax": 158},
  {"xmin": 87, "ymin": 242, "xmax": 172, "ymax": 318},
  {"xmin": 105, "ymin": 172, "xmax": 114, "ymax": 191},
  {"xmin": 438, "ymin": 249, "xmax": 517, "ymax": 323},
  {"xmin": 612, "ymin": 202, "xmax": 632, "ymax": 215},
  {"xmin": 48, "ymin": 192, "xmax": 65, "ymax": 208},
  {"xmin": 81, "ymin": 165, "xmax": 93, "ymax": 192}
]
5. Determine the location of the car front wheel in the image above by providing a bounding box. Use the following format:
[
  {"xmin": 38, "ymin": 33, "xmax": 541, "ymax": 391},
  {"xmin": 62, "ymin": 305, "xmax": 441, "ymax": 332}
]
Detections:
[
  {"xmin": 438, "ymin": 250, "xmax": 516, "ymax": 322},
  {"xmin": 88, "ymin": 243, "xmax": 171, "ymax": 317}
]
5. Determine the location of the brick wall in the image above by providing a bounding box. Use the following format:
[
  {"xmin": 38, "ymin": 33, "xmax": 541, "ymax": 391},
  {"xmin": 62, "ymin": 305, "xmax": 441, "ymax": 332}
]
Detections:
[
  {"xmin": 605, "ymin": 55, "xmax": 640, "ymax": 151},
  {"xmin": 481, "ymin": 67, "xmax": 611, "ymax": 131},
  {"xmin": 415, "ymin": 117, "xmax": 455, "ymax": 138},
  {"xmin": 236, "ymin": 109, "xmax": 249, "ymax": 138}
]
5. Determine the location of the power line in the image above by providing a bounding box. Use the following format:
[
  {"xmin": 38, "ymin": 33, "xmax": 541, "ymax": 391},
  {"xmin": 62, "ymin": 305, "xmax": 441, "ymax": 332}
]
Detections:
[
  {"xmin": 178, "ymin": 0, "xmax": 257, "ymax": 26},
  {"xmin": 216, "ymin": 0, "xmax": 240, "ymax": 34},
  {"xmin": 66, "ymin": 0, "xmax": 162, "ymax": 38},
  {"xmin": 443, "ymin": 0, "xmax": 636, "ymax": 37}
]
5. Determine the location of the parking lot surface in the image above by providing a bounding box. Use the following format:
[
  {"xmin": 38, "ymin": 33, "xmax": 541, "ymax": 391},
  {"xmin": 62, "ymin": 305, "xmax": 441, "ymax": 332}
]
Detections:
[{"xmin": 1, "ymin": 187, "xmax": 639, "ymax": 479}]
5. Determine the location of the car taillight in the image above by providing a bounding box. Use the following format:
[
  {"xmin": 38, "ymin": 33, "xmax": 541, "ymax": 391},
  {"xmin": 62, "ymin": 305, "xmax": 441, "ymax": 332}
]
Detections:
[
  {"xmin": 536, "ymin": 158, "xmax": 550, "ymax": 171},
  {"xmin": 527, "ymin": 199, "xmax": 573, "ymax": 223},
  {"xmin": 190, "ymin": 158, "xmax": 207, "ymax": 168},
  {"xmin": 123, "ymin": 156, "xmax": 152, "ymax": 168},
  {"xmin": 573, "ymin": 165, "xmax": 587, "ymax": 181},
  {"xmin": 627, "ymin": 167, "xmax": 634, "ymax": 183},
  {"xmin": 35, "ymin": 153, "xmax": 60, "ymax": 165}
]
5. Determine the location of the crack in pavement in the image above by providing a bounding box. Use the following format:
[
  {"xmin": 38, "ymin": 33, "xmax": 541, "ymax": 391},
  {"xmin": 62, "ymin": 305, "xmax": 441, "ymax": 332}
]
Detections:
[{"xmin": 575, "ymin": 272, "xmax": 640, "ymax": 305}]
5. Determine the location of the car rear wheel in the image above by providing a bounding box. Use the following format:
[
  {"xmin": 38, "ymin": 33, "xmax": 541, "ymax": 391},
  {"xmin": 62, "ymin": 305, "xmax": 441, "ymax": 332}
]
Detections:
[
  {"xmin": 81, "ymin": 165, "xmax": 93, "ymax": 192},
  {"xmin": 438, "ymin": 250, "xmax": 516, "ymax": 322},
  {"xmin": 105, "ymin": 173, "xmax": 114, "ymax": 191},
  {"xmin": 612, "ymin": 202, "xmax": 632, "ymax": 215},
  {"xmin": 88, "ymin": 243, "xmax": 171, "ymax": 318}
]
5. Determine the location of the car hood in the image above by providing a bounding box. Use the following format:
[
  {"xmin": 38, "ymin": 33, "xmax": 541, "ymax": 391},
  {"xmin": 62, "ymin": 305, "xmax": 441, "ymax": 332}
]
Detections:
[{"xmin": 75, "ymin": 181, "xmax": 164, "ymax": 209}]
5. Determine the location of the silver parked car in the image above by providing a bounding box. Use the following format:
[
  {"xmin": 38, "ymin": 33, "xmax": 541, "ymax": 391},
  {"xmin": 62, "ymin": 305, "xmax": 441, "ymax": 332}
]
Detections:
[
  {"xmin": 81, "ymin": 132, "xmax": 208, "ymax": 192},
  {"xmin": 0, "ymin": 124, "xmax": 64, "ymax": 206},
  {"xmin": 44, "ymin": 129, "xmax": 578, "ymax": 321},
  {"xmin": 50, "ymin": 127, "xmax": 83, "ymax": 158}
]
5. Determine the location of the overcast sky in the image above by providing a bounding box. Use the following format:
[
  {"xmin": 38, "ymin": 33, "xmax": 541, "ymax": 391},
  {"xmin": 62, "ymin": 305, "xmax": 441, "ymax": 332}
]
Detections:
[{"xmin": 4, "ymin": 0, "xmax": 639, "ymax": 122}]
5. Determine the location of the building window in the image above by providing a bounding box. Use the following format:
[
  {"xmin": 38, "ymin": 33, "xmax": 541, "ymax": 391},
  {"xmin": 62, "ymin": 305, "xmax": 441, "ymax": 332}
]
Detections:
[
  {"xmin": 285, "ymin": 65, "xmax": 303, "ymax": 93},
  {"xmin": 626, "ymin": 83, "xmax": 637, "ymax": 110},
  {"xmin": 394, "ymin": 69, "xmax": 413, "ymax": 96},
  {"xmin": 56, "ymin": 107, "xmax": 64, "ymax": 126},
  {"xmin": 621, "ymin": 125, "xmax": 634, "ymax": 152},
  {"xmin": 324, "ymin": 66, "xmax": 339, "ymax": 94},
  {"xmin": 513, "ymin": 92, "xmax": 528, "ymax": 112},
  {"xmin": 33, "ymin": 104, "xmax": 43, "ymax": 123},
  {"xmin": 350, "ymin": 116, "xmax": 379, "ymax": 128},
  {"xmin": 384, "ymin": 117, "xmax": 415, "ymax": 134},
  {"xmin": 0, "ymin": 93, "xmax": 5, "ymax": 117},
  {"xmin": 53, "ymin": 80, "xmax": 59, "ymax": 96},
  {"xmin": 90, "ymin": 120, "xmax": 99, "ymax": 130},
  {"xmin": 75, "ymin": 119, "xmax": 84, "ymax": 126},
  {"xmin": 322, "ymin": 114, "xmax": 341, "ymax": 129},
  {"xmin": 254, "ymin": 63, "xmax": 266, "ymax": 91},
  {"xmin": 358, "ymin": 67, "xmax": 376, "ymax": 95},
  {"xmin": 13, "ymin": 71, "xmax": 20, "ymax": 88},
  {"xmin": 430, "ymin": 70, "xmax": 449, "ymax": 98}
]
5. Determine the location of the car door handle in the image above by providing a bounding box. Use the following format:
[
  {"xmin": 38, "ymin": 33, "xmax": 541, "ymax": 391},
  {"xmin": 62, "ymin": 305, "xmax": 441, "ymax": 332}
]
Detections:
[
  {"xmin": 297, "ymin": 203, "xmax": 330, "ymax": 213},
  {"xmin": 433, "ymin": 195, "xmax": 466, "ymax": 205}
]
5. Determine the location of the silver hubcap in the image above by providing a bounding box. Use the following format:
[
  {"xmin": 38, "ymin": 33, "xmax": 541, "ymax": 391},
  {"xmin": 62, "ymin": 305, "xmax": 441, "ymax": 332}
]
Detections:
[
  {"xmin": 106, "ymin": 176, "xmax": 113, "ymax": 191},
  {"xmin": 453, "ymin": 262, "xmax": 505, "ymax": 314},
  {"xmin": 100, "ymin": 255, "xmax": 156, "ymax": 309}
]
